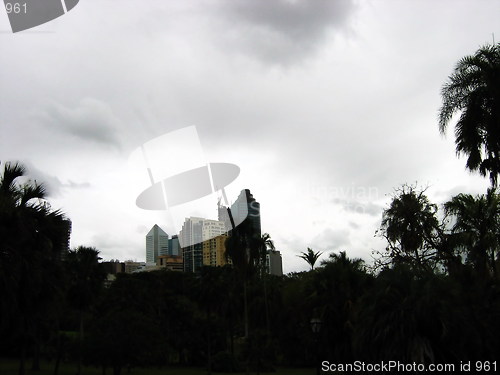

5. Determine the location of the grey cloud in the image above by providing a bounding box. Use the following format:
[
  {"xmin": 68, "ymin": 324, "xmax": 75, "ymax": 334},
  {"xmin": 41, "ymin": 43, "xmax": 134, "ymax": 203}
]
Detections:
[
  {"xmin": 41, "ymin": 98, "xmax": 121, "ymax": 148},
  {"xmin": 214, "ymin": 0, "xmax": 357, "ymax": 64},
  {"xmin": 338, "ymin": 200, "xmax": 383, "ymax": 217},
  {"xmin": 91, "ymin": 233, "xmax": 135, "ymax": 256},
  {"xmin": 311, "ymin": 227, "xmax": 350, "ymax": 250},
  {"xmin": 349, "ymin": 221, "xmax": 360, "ymax": 230}
]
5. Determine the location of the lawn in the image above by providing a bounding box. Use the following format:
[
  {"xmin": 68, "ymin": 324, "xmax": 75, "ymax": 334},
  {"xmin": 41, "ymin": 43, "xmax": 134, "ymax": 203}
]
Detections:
[{"xmin": 0, "ymin": 359, "xmax": 316, "ymax": 375}]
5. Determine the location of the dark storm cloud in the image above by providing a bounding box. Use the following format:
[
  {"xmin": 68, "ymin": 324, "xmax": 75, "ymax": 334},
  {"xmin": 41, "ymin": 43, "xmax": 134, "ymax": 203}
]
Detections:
[
  {"xmin": 214, "ymin": 0, "xmax": 357, "ymax": 64},
  {"xmin": 40, "ymin": 98, "xmax": 121, "ymax": 148}
]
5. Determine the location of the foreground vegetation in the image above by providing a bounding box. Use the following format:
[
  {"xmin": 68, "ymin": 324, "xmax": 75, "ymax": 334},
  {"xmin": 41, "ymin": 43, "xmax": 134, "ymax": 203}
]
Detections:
[{"xmin": 0, "ymin": 359, "xmax": 316, "ymax": 375}]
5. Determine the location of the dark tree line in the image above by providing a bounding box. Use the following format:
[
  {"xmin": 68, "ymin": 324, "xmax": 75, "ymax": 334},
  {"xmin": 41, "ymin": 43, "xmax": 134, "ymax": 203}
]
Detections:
[{"xmin": 1, "ymin": 160, "xmax": 500, "ymax": 374}]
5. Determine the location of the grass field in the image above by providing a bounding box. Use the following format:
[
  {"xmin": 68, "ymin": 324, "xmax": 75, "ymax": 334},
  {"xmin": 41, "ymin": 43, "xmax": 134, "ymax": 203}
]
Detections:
[{"xmin": 0, "ymin": 359, "xmax": 317, "ymax": 375}]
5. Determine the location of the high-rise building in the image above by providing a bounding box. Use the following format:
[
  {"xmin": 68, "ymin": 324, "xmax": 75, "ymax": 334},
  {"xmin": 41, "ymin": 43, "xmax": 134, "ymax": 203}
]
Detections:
[
  {"xmin": 180, "ymin": 217, "xmax": 227, "ymax": 272},
  {"xmin": 176, "ymin": 190, "xmax": 263, "ymax": 272},
  {"xmin": 168, "ymin": 234, "xmax": 180, "ymax": 256},
  {"xmin": 203, "ymin": 234, "xmax": 230, "ymax": 267},
  {"xmin": 146, "ymin": 224, "xmax": 169, "ymax": 264},
  {"xmin": 218, "ymin": 200, "xmax": 233, "ymax": 232},
  {"xmin": 230, "ymin": 189, "xmax": 261, "ymax": 236},
  {"xmin": 202, "ymin": 219, "xmax": 226, "ymax": 239},
  {"xmin": 179, "ymin": 217, "xmax": 204, "ymax": 273},
  {"xmin": 265, "ymin": 250, "xmax": 283, "ymax": 276}
]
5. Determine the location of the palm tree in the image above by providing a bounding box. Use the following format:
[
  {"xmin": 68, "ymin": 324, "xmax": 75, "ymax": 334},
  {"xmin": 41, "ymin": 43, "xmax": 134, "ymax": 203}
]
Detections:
[
  {"xmin": 379, "ymin": 185, "xmax": 440, "ymax": 271},
  {"xmin": 0, "ymin": 161, "xmax": 67, "ymax": 375},
  {"xmin": 439, "ymin": 43, "xmax": 500, "ymax": 186},
  {"xmin": 444, "ymin": 188, "xmax": 500, "ymax": 278},
  {"xmin": 298, "ymin": 247, "xmax": 323, "ymax": 271}
]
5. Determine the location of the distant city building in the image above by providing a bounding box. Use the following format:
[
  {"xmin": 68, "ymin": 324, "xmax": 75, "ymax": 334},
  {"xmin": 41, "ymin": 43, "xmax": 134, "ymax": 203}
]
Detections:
[
  {"xmin": 218, "ymin": 200, "xmax": 233, "ymax": 231},
  {"xmin": 202, "ymin": 219, "xmax": 226, "ymax": 239},
  {"xmin": 168, "ymin": 235, "xmax": 180, "ymax": 256},
  {"xmin": 229, "ymin": 189, "xmax": 261, "ymax": 236},
  {"xmin": 157, "ymin": 255, "xmax": 183, "ymax": 272},
  {"xmin": 146, "ymin": 224, "xmax": 169, "ymax": 263},
  {"xmin": 179, "ymin": 217, "xmax": 204, "ymax": 248},
  {"xmin": 265, "ymin": 250, "xmax": 283, "ymax": 276},
  {"xmin": 180, "ymin": 217, "xmax": 227, "ymax": 272},
  {"xmin": 203, "ymin": 234, "xmax": 230, "ymax": 267},
  {"xmin": 179, "ymin": 217, "xmax": 204, "ymax": 273},
  {"xmin": 167, "ymin": 189, "xmax": 269, "ymax": 273}
]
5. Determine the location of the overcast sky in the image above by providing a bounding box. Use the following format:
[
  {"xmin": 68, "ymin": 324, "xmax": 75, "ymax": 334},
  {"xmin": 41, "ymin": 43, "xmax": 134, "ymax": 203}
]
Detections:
[{"xmin": 1, "ymin": 0, "xmax": 499, "ymax": 273}]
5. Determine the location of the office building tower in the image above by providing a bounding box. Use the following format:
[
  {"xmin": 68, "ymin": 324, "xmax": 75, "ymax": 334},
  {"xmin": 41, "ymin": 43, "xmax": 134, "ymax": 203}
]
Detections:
[
  {"xmin": 146, "ymin": 224, "xmax": 169, "ymax": 264},
  {"xmin": 180, "ymin": 217, "xmax": 227, "ymax": 272},
  {"xmin": 230, "ymin": 189, "xmax": 261, "ymax": 236},
  {"xmin": 203, "ymin": 234, "xmax": 230, "ymax": 267},
  {"xmin": 266, "ymin": 250, "xmax": 283, "ymax": 276},
  {"xmin": 179, "ymin": 217, "xmax": 204, "ymax": 273},
  {"xmin": 168, "ymin": 234, "xmax": 180, "ymax": 256},
  {"xmin": 202, "ymin": 219, "xmax": 226, "ymax": 239},
  {"xmin": 218, "ymin": 200, "xmax": 233, "ymax": 232}
]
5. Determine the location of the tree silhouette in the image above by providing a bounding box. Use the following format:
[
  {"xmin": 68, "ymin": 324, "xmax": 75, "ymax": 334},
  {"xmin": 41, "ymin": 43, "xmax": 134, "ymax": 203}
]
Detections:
[
  {"xmin": 444, "ymin": 188, "xmax": 500, "ymax": 278},
  {"xmin": 225, "ymin": 219, "xmax": 263, "ymax": 342},
  {"xmin": 66, "ymin": 246, "xmax": 106, "ymax": 375},
  {"xmin": 0, "ymin": 161, "xmax": 67, "ymax": 375},
  {"xmin": 439, "ymin": 43, "xmax": 500, "ymax": 186},
  {"xmin": 298, "ymin": 247, "xmax": 323, "ymax": 270},
  {"xmin": 378, "ymin": 185, "xmax": 440, "ymax": 272},
  {"xmin": 316, "ymin": 251, "xmax": 372, "ymax": 362}
]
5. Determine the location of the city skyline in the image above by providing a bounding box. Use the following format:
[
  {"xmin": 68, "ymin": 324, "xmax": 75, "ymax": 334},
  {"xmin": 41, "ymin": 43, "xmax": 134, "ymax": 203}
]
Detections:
[{"xmin": 139, "ymin": 188, "xmax": 282, "ymax": 275}]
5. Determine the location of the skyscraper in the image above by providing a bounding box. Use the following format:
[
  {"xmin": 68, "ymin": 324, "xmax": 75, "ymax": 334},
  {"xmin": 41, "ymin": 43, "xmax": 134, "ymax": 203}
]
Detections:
[
  {"xmin": 201, "ymin": 220, "xmax": 228, "ymax": 267},
  {"xmin": 203, "ymin": 234, "xmax": 229, "ymax": 267},
  {"xmin": 179, "ymin": 217, "xmax": 204, "ymax": 273},
  {"xmin": 265, "ymin": 250, "xmax": 283, "ymax": 276},
  {"xmin": 168, "ymin": 234, "xmax": 180, "ymax": 256},
  {"xmin": 146, "ymin": 224, "xmax": 169, "ymax": 264},
  {"xmin": 230, "ymin": 189, "xmax": 261, "ymax": 237},
  {"xmin": 180, "ymin": 217, "xmax": 227, "ymax": 272}
]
